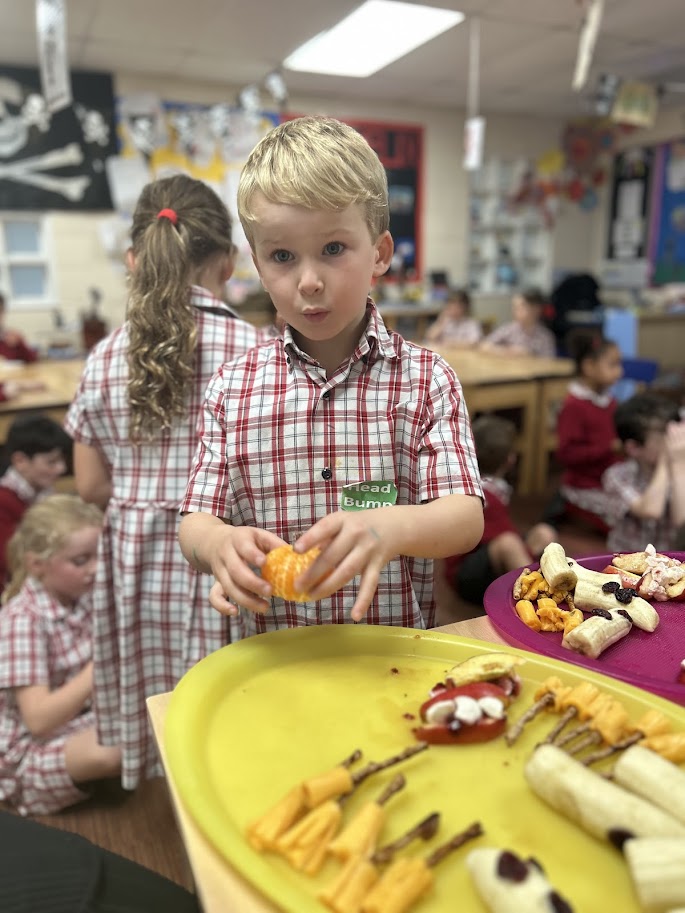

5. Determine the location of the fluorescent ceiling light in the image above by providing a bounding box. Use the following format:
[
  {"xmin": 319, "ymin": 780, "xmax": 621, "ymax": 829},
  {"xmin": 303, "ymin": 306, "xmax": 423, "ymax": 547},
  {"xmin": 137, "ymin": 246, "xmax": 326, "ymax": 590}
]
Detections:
[{"xmin": 283, "ymin": 1, "xmax": 465, "ymax": 78}]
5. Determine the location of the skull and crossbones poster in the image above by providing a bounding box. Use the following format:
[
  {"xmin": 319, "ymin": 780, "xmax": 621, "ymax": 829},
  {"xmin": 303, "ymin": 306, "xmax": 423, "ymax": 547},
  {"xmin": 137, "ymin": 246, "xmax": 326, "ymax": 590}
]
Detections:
[{"xmin": 0, "ymin": 65, "xmax": 116, "ymax": 210}]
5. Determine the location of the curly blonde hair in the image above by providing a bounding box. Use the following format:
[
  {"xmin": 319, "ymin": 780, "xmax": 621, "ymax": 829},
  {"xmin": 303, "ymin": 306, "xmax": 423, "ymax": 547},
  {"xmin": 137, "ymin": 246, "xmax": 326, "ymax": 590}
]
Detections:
[
  {"xmin": 237, "ymin": 116, "xmax": 389, "ymax": 248},
  {"xmin": 127, "ymin": 174, "xmax": 234, "ymax": 442},
  {"xmin": 3, "ymin": 494, "xmax": 103, "ymax": 603}
]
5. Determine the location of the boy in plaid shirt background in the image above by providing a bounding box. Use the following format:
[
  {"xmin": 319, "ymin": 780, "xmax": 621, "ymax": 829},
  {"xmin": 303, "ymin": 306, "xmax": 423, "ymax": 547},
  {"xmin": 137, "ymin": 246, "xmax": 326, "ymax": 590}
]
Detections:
[{"xmin": 180, "ymin": 116, "xmax": 484, "ymax": 633}]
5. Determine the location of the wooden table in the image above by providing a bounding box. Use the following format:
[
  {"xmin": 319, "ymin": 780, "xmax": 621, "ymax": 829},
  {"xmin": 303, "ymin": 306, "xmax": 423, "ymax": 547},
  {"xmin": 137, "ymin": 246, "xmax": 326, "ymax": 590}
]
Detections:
[
  {"xmin": 377, "ymin": 302, "xmax": 443, "ymax": 339},
  {"xmin": 0, "ymin": 357, "xmax": 85, "ymax": 440},
  {"xmin": 146, "ymin": 617, "xmax": 505, "ymax": 913},
  {"xmin": 430, "ymin": 348, "xmax": 574, "ymax": 495}
]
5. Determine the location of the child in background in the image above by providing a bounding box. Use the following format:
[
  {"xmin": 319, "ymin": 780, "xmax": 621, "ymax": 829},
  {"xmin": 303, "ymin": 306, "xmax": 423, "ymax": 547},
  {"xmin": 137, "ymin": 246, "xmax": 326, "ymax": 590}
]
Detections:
[
  {"xmin": 544, "ymin": 330, "xmax": 624, "ymax": 529},
  {"xmin": 0, "ymin": 292, "xmax": 39, "ymax": 362},
  {"xmin": 442, "ymin": 414, "xmax": 555, "ymax": 613},
  {"xmin": 179, "ymin": 115, "xmax": 484, "ymax": 634},
  {"xmin": 0, "ymin": 495, "xmax": 121, "ymax": 816},
  {"xmin": 64, "ymin": 174, "xmax": 266, "ymax": 790},
  {"xmin": 423, "ymin": 287, "xmax": 482, "ymax": 348},
  {"xmin": 603, "ymin": 392, "xmax": 685, "ymax": 553},
  {"xmin": 0, "ymin": 413, "xmax": 72, "ymax": 587},
  {"xmin": 480, "ymin": 287, "xmax": 556, "ymax": 358}
]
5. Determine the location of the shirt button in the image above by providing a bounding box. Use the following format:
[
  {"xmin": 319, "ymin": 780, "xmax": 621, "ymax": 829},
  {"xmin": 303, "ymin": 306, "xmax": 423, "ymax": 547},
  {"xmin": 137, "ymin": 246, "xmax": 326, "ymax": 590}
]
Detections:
[
  {"xmin": 321, "ymin": 467, "xmax": 333, "ymax": 480},
  {"xmin": 322, "ymin": 390, "xmax": 330, "ymax": 399}
]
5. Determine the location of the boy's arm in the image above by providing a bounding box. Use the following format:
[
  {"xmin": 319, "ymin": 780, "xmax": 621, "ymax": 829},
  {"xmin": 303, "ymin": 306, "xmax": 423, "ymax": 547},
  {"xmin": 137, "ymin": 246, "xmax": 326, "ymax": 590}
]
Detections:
[
  {"xmin": 623, "ymin": 451, "xmax": 670, "ymax": 521},
  {"xmin": 14, "ymin": 661, "xmax": 93, "ymax": 738},
  {"xmin": 178, "ymin": 511, "xmax": 285, "ymax": 614},
  {"xmin": 295, "ymin": 493, "xmax": 484, "ymax": 622},
  {"xmin": 73, "ymin": 442, "xmax": 112, "ymax": 510},
  {"xmin": 666, "ymin": 421, "xmax": 685, "ymax": 526}
]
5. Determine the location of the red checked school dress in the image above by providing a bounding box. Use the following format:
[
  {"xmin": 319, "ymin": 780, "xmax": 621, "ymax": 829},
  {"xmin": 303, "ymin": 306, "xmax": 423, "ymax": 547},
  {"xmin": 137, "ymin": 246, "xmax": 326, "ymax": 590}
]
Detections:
[
  {"xmin": 0, "ymin": 578, "xmax": 93, "ymax": 815},
  {"xmin": 64, "ymin": 287, "xmax": 265, "ymax": 788},
  {"xmin": 182, "ymin": 301, "xmax": 483, "ymax": 636}
]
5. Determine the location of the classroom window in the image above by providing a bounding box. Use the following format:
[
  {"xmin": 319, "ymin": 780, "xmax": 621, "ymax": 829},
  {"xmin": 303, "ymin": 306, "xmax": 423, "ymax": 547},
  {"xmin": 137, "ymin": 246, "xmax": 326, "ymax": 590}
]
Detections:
[{"xmin": 0, "ymin": 214, "xmax": 54, "ymax": 308}]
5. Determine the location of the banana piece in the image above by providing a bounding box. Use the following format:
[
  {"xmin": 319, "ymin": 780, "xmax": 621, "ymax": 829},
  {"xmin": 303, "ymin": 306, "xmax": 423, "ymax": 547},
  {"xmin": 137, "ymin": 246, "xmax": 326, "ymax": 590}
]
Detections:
[
  {"xmin": 447, "ymin": 653, "xmax": 525, "ymax": 687},
  {"xmin": 623, "ymin": 837, "xmax": 685, "ymax": 913},
  {"xmin": 571, "ymin": 577, "xmax": 660, "ymax": 632},
  {"xmin": 562, "ymin": 611, "xmax": 632, "ymax": 659},
  {"xmin": 467, "ymin": 847, "xmax": 575, "ymax": 913},
  {"xmin": 540, "ymin": 542, "xmax": 577, "ymax": 592},
  {"xmin": 524, "ymin": 745, "xmax": 685, "ymax": 843},
  {"xmin": 613, "ymin": 745, "xmax": 685, "ymax": 826},
  {"xmin": 567, "ymin": 559, "xmax": 621, "ymax": 589}
]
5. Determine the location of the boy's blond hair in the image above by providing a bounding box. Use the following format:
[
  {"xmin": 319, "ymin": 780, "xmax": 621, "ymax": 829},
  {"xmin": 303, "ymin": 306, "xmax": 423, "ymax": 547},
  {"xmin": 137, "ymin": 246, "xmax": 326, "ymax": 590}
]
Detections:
[{"xmin": 238, "ymin": 116, "xmax": 389, "ymax": 247}]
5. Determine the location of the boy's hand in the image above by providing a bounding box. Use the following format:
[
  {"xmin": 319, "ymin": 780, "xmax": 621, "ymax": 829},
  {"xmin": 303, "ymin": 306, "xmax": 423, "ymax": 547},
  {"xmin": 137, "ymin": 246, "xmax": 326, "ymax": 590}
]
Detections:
[
  {"xmin": 293, "ymin": 511, "xmax": 399, "ymax": 622},
  {"xmin": 206, "ymin": 525, "xmax": 286, "ymax": 616}
]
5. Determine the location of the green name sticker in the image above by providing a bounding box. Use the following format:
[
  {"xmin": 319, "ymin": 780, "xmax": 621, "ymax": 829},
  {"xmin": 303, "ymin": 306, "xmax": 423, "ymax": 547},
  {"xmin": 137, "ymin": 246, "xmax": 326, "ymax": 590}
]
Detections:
[{"xmin": 340, "ymin": 480, "xmax": 398, "ymax": 511}]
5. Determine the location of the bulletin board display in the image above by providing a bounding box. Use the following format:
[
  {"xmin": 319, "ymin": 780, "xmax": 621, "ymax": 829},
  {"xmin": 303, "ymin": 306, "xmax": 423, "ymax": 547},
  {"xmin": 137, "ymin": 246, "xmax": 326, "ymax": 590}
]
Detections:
[
  {"xmin": 0, "ymin": 65, "xmax": 117, "ymax": 210},
  {"xmin": 344, "ymin": 119, "xmax": 424, "ymax": 278},
  {"xmin": 647, "ymin": 139, "xmax": 685, "ymax": 285}
]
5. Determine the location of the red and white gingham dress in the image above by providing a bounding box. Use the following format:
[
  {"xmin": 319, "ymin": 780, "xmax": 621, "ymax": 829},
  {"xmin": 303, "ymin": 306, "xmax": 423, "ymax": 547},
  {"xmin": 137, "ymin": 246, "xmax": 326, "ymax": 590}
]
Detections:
[
  {"xmin": 182, "ymin": 301, "xmax": 483, "ymax": 636},
  {"xmin": 64, "ymin": 287, "xmax": 265, "ymax": 788},
  {"xmin": 0, "ymin": 578, "xmax": 94, "ymax": 815}
]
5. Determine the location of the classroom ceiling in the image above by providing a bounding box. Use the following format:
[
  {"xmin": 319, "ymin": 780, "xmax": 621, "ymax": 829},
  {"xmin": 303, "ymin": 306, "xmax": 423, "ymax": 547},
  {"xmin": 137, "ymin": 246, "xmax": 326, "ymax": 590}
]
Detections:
[{"xmin": 1, "ymin": 0, "xmax": 685, "ymax": 118}]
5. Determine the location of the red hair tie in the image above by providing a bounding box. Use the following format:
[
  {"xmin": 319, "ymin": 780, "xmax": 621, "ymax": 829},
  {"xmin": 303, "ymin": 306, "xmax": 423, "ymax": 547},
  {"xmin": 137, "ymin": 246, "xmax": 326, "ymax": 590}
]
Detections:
[{"xmin": 157, "ymin": 208, "xmax": 178, "ymax": 225}]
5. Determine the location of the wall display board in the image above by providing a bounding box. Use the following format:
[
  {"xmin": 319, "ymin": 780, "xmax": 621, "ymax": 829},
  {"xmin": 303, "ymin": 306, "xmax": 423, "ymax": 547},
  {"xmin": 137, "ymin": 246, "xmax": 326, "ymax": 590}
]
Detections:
[
  {"xmin": 606, "ymin": 146, "xmax": 654, "ymax": 261},
  {"xmin": 647, "ymin": 139, "xmax": 685, "ymax": 285},
  {"xmin": 341, "ymin": 119, "xmax": 423, "ymax": 278},
  {"xmin": 0, "ymin": 65, "xmax": 117, "ymax": 210}
]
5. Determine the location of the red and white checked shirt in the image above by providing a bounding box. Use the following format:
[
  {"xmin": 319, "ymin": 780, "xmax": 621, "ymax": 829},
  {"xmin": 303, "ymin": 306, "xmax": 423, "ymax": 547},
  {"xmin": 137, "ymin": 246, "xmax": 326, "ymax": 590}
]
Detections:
[
  {"xmin": 64, "ymin": 286, "xmax": 266, "ymax": 789},
  {"xmin": 182, "ymin": 301, "xmax": 483, "ymax": 633},
  {"xmin": 0, "ymin": 578, "xmax": 92, "ymax": 788}
]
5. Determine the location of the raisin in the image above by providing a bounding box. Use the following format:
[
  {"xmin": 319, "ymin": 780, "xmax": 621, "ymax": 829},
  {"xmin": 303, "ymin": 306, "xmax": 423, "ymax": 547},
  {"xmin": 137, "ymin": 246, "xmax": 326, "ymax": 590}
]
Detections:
[
  {"xmin": 591, "ymin": 608, "xmax": 613, "ymax": 620},
  {"xmin": 496, "ymin": 850, "xmax": 529, "ymax": 883},
  {"xmin": 548, "ymin": 890, "xmax": 574, "ymax": 913},
  {"xmin": 615, "ymin": 587, "xmax": 636, "ymax": 604},
  {"xmin": 617, "ymin": 609, "xmax": 633, "ymax": 623},
  {"xmin": 608, "ymin": 827, "xmax": 635, "ymax": 851},
  {"xmin": 602, "ymin": 581, "xmax": 620, "ymax": 593}
]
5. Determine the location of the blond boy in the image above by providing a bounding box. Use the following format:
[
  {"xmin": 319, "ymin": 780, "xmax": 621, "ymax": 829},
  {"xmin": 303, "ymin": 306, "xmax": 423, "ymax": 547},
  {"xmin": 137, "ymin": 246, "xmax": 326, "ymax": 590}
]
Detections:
[{"xmin": 179, "ymin": 116, "xmax": 483, "ymax": 633}]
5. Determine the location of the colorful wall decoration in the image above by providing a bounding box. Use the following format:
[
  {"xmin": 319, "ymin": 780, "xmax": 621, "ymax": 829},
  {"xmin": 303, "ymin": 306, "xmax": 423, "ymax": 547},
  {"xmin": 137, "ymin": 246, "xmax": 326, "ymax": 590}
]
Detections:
[
  {"xmin": 0, "ymin": 65, "xmax": 116, "ymax": 210},
  {"xmin": 345, "ymin": 119, "xmax": 423, "ymax": 278},
  {"xmin": 647, "ymin": 140, "xmax": 685, "ymax": 285}
]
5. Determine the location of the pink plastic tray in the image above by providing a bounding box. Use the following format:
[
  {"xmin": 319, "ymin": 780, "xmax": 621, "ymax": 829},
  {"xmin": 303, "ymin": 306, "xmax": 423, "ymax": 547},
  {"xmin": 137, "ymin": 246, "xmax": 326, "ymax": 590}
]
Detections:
[{"xmin": 483, "ymin": 553, "xmax": 685, "ymax": 706}]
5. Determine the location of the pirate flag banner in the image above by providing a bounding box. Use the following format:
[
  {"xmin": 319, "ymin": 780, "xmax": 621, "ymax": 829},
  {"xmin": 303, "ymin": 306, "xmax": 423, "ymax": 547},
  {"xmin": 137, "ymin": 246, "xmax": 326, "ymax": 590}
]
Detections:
[{"xmin": 0, "ymin": 65, "xmax": 116, "ymax": 210}]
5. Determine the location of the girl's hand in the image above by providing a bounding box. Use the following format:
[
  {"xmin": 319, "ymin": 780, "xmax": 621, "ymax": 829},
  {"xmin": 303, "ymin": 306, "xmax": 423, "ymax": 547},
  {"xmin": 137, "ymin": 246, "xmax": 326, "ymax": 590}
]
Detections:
[
  {"xmin": 666, "ymin": 420, "xmax": 685, "ymax": 466},
  {"xmin": 206, "ymin": 524, "xmax": 287, "ymax": 616},
  {"xmin": 293, "ymin": 511, "xmax": 400, "ymax": 622}
]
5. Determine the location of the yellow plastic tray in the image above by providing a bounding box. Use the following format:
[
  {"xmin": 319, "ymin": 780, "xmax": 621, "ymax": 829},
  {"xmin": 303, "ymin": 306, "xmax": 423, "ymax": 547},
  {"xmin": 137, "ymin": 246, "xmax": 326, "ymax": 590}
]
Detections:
[{"xmin": 165, "ymin": 625, "xmax": 685, "ymax": 913}]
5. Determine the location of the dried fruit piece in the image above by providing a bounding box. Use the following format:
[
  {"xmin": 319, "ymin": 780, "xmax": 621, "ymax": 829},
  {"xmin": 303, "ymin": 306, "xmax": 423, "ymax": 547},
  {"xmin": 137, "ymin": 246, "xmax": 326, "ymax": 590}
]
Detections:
[{"xmin": 262, "ymin": 544, "xmax": 326, "ymax": 601}]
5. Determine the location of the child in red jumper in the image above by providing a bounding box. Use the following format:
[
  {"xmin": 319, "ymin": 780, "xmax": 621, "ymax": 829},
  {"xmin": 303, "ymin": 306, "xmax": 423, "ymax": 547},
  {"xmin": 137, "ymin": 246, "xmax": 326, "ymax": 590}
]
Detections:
[
  {"xmin": 443, "ymin": 414, "xmax": 555, "ymax": 612},
  {"xmin": 0, "ymin": 293, "xmax": 39, "ymax": 363},
  {"xmin": 544, "ymin": 330, "xmax": 624, "ymax": 529},
  {"xmin": 0, "ymin": 414, "xmax": 72, "ymax": 587}
]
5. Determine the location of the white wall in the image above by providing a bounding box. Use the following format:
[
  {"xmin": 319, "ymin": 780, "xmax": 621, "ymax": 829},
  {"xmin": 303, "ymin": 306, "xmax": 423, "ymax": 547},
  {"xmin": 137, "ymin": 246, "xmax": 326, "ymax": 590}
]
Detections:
[{"xmin": 5, "ymin": 70, "xmax": 600, "ymax": 343}]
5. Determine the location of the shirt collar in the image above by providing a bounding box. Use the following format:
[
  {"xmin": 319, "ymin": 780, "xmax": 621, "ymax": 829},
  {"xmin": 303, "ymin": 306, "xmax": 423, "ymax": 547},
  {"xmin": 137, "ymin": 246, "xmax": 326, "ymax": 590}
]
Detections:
[
  {"xmin": 0, "ymin": 466, "xmax": 37, "ymax": 501},
  {"xmin": 568, "ymin": 380, "xmax": 613, "ymax": 408},
  {"xmin": 189, "ymin": 284, "xmax": 240, "ymax": 318},
  {"xmin": 283, "ymin": 298, "xmax": 400, "ymax": 368},
  {"xmin": 23, "ymin": 576, "xmax": 90, "ymax": 623},
  {"xmin": 482, "ymin": 475, "xmax": 512, "ymax": 504}
]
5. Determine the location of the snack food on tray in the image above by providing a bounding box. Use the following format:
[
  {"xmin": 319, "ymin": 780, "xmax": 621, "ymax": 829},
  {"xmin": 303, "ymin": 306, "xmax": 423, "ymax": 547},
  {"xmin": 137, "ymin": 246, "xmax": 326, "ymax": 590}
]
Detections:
[
  {"xmin": 411, "ymin": 654, "xmax": 524, "ymax": 746},
  {"xmin": 510, "ymin": 542, "xmax": 681, "ymax": 660},
  {"xmin": 524, "ymin": 745, "xmax": 685, "ymax": 844},
  {"xmin": 466, "ymin": 847, "xmax": 574, "ymax": 913},
  {"xmin": 623, "ymin": 837, "xmax": 685, "ymax": 913}
]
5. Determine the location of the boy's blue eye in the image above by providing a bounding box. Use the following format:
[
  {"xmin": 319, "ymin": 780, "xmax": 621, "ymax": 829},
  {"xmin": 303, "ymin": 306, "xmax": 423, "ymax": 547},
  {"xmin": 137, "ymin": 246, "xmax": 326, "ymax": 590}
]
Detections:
[
  {"xmin": 273, "ymin": 250, "xmax": 292, "ymax": 263},
  {"xmin": 324, "ymin": 242, "xmax": 344, "ymax": 256}
]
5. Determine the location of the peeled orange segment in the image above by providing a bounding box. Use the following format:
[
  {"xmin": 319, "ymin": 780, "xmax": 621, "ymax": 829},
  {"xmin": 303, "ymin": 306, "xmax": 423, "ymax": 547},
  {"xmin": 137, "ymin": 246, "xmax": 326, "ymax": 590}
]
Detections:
[{"xmin": 262, "ymin": 545, "xmax": 323, "ymax": 601}]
